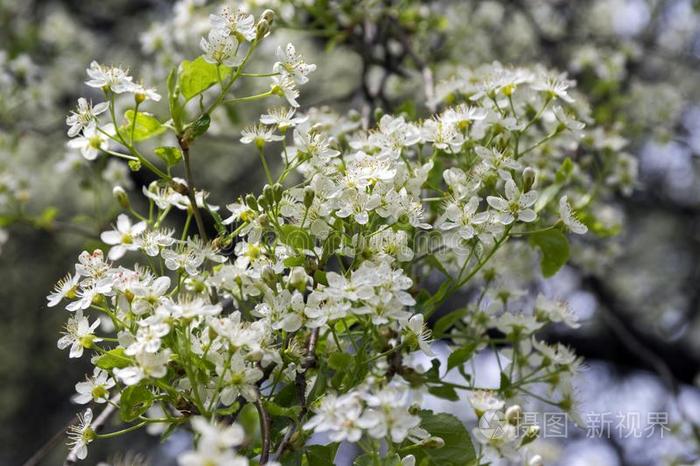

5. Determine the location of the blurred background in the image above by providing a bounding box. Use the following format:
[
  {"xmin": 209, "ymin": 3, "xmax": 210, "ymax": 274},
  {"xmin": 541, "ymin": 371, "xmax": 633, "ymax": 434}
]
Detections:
[{"xmin": 1, "ymin": 0, "xmax": 700, "ymax": 465}]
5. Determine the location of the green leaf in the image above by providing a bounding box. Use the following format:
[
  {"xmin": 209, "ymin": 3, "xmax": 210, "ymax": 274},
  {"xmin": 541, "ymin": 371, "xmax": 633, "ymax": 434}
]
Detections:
[
  {"xmin": 433, "ymin": 308, "xmax": 468, "ymax": 337},
  {"xmin": 283, "ymin": 255, "xmax": 306, "ymax": 268},
  {"xmin": 413, "ymin": 410, "xmax": 476, "ymax": 466},
  {"xmin": 555, "ymin": 157, "xmax": 574, "ymax": 183},
  {"xmin": 263, "ymin": 400, "xmax": 301, "ymax": 418},
  {"xmin": 279, "ymin": 225, "xmax": 312, "ymax": 251},
  {"xmin": 167, "ymin": 66, "xmax": 183, "ymax": 131},
  {"xmin": 428, "ymin": 385, "xmax": 460, "ymax": 401},
  {"xmin": 328, "ymin": 352, "xmax": 353, "ymax": 371},
  {"xmin": 423, "ymin": 358, "xmax": 442, "ymax": 383},
  {"xmin": 322, "ymin": 232, "xmax": 342, "ymax": 259},
  {"xmin": 280, "ymin": 450, "xmax": 303, "ymax": 466},
  {"xmin": 119, "ymin": 384, "xmax": 154, "ymax": 422},
  {"xmin": 580, "ymin": 210, "xmax": 621, "ymax": 237},
  {"xmin": 306, "ymin": 444, "xmax": 339, "ymax": 466},
  {"xmin": 534, "ymin": 184, "xmax": 562, "ymax": 212},
  {"xmin": 207, "ymin": 207, "xmax": 228, "ymax": 237},
  {"xmin": 179, "ymin": 56, "xmax": 231, "ymax": 101},
  {"xmin": 499, "ymin": 372, "xmax": 511, "ymax": 390},
  {"xmin": 306, "ymin": 367, "xmax": 328, "ymax": 404},
  {"xmin": 160, "ymin": 421, "xmax": 179, "ymax": 442},
  {"xmin": 425, "ymin": 254, "xmax": 451, "ymax": 279},
  {"xmin": 423, "ymin": 280, "xmax": 453, "ymax": 313},
  {"xmin": 447, "ymin": 342, "xmax": 478, "ymax": 372},
  {"xmin": 34, "ymin": 207, "xmax": 59, "ymax": 229},
  {"xmin": 313, "ymin": 270, "xmax": 328, "ymax": 287},
  {"xmin": 184, "ymin": 113, "xmax": 211, "ymax": 142},
  {"xmin": 94, "ymin": 348, "xmax": 131, "ymax": 370},
  {"xmin": 122, "ymin": 110, "xmax": 165, "ymax": 142},
  {"xmin": 154, "ymin": 146, "xmax": 182, "ymax": 166},
  {"xmin": 529, "ymin": 229, "xmax": 570, "ymax": 277},
  {"xmin": 353, "ymin": 454, "xmax": 402, "ymax": 466}
]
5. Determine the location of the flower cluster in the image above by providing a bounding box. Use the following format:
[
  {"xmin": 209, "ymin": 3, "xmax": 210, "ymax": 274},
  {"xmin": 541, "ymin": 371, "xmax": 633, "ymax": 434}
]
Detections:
[
  {"xmin": 304, "ymin": 377, "xmax": 423, "ymax": 445},
  {"xmin": 49, "ymin": 3, "xmax": 632, "ymax": 466}
]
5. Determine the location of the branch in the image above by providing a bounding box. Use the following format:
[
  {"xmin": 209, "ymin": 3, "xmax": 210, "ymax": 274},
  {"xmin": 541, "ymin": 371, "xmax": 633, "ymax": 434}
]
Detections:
[
  {"xmin": 273, "ymin": 328, "xmax": 319, "ymax": 460},
  {"xmin": 575, "ymin": 272, "xmax": 700, "ymax": 385},
  {"xmin": 22, "ymin": 415, "xmax": 77, "ymax": 466},
  {"xmin": 254, "ymin": 395, "xmax": 271, "ymax": 465},
  {"xmin": 179, "ymin": 142, "xmax": 209, "ymax": 241}
]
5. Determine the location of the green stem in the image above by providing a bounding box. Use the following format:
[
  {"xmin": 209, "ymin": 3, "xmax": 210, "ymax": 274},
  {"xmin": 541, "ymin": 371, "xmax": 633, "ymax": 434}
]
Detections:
[
  {"xmin": 241, "ymin": 72, "xmax": 280, "ymax": 78},
  {"xmin": 224, "ymin": 89, "xmax": 274, "ymax": 104},
  {"xmin": 258, "ymin": 148, "xmax": 273, "ymax": 185},
  {"xmin": 181, "ymin": 146, "xmax": 208, "ymax": 241},
  {"xmin": 95, "ymin": 421, "xmax": 147, "ymax": 439}
]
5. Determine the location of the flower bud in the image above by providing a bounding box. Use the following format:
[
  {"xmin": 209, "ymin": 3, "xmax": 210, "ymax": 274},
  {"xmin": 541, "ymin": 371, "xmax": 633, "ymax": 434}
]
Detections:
[
  {"xmin": 128, "ymin": 160, "xmax": 141, "ymax": 172},
  {"xmin": 505, "ymin": 404, "xmax": 522, "ymax": 425},
  {"xmin": 421, "ymin": 436, "xmax": 445, "ymax": 449},
  {"xmin": 374, "ymin": 107, "xmax": 384, "ymax": 123},
  {"xmin": 256, "ymin": 19, "xmax": 270, "ymax": 40},
  {"xmin": 288, "ymin": 266, "xmax": 308, "ymax": 291},
  {"xmin": 261, "ymin": 9, "xmax": 275, "ymax": 24},
  {"xmin": 522, "ymin": 167, "xmax": 537, "ymax": 191},
  {"xmin": 212, "ymin": 235, "xmax": 231, "ymax": 251},
  {"xmin": 263, "ymin": 184, "xmax": 275, "ymax": 205},
  {"xmin": 273, "ymin": 183, "xmax": 284, "ymax": 203},
  {"xmin": 112, "ymin": 186, "xmax": 130, "ymax": 209},
  {"xmin": 303, "ymin": 186, "xmax": 315, "ymax": 208},
  {"xmin": 245, "ymin": 194, "xmax": 259, "ymax": 211},
  {"xmin": 135, "ymin": 92, "xmax": 146, "ymax": 104},
  {"xmin": 520, "ymin": 425, "xmax": 540, "ymax": 446},
  {"xmin": 261, "ymin": 265, "xmax": 276, "ymax": 287},
  {"xmin": 171, "ymin": 178, "xmax": 189, "ymax": 195}
]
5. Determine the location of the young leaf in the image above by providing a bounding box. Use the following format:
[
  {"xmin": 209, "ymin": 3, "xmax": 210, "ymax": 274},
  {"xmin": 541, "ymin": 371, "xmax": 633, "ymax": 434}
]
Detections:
[
  {"xmin": 178, "ymin": 56, "xmax": 231, "ymax": 101},
  {"xmin": 122, "ymin": 110, "xmax": 165, "ymax": 142},
  {"xmin": 167, "ymin": 66, "xmax": 183, "ymax": 132},
  {"xmin": 94, "ymin": 348, "xmax": 132, "ymax": 370},
  {"xmin": 283, "ymin": 255, "xmax": 306, "ymax": 267},
  {"xmin": 428, "ymin": 385, "xmax": 460, "ymax": 401},
  {"xmin": 529, "ymin": 229, "xmax": 570, "ymax": 277},
  {"xmin": 555, "ymin": 157, "xmax": 574, "ymax": 183},
  {"xmin": 353, "ymin": 454, "xmax": 402, "ymax": 466},
  {"xmin": 328, "ymin": 352, "xmax": 353, "ymax": 371},
  {"xmin": 183, "ymin": 113, "xmax": 211, "ymax": 143},
  {"xmin": 263, "ymin": 400, "xmax": 301, "ymax": 418},
  {"xmin": 433, "ymin": 308, "xmax": 468, "ymax": 337},
  {"xmin": 447, "ymin": 342, "xmax": 478, "ymax": 372},
  {"xmin": 279, "ymin": 225, "xmax": 313, "ymax": 251},
  {"xmin": 154, "ymin": 146, "xmax": 182, "ymax": 166},
  {"xmin": 119, "ymin": 384, "xmax": 154, "ymax": 422}
]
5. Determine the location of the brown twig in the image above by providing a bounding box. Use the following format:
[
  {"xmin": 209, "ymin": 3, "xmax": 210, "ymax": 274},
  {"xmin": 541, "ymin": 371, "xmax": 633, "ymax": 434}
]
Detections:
[
  {"xmin": 22, "ymin": 414, "xmax": 77, "ymax": 466},
  {"xmin": 254, "ymin": 395, "xmax": 271, "ymax": 465},
  {"xmin": 273, "ymin": 328, "xmax": 319, "ymax": 460},
  {"xmin": 179, "ymin": 141, "xmax": 208, "ymax": 241}
]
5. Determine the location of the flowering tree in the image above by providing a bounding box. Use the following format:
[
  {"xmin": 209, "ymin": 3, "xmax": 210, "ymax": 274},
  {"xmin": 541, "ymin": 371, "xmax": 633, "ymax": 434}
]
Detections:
[{"xmin": 33, "ymin": 2, "xmax": 654, "ymax": 466}]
